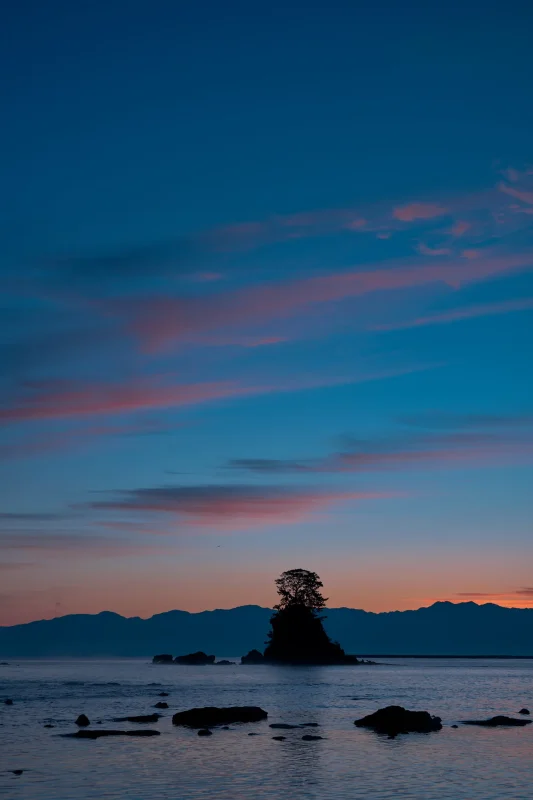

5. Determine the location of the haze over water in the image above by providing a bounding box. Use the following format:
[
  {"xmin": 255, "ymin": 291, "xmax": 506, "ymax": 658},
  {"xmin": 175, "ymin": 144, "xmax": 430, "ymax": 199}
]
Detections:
[{"xmin": 1, "ymin": 658, "xmax": 532, "ymax": 800}]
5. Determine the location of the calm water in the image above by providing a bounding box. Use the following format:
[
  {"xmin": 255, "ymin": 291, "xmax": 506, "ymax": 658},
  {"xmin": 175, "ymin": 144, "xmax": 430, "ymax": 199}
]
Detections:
[{"xmin": 0, "ymin": 658, "xmax": 531, "ymax": 799}]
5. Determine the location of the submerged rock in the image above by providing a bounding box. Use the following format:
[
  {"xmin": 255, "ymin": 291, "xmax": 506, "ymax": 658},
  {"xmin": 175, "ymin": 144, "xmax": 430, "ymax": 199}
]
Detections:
[
  {"xmin": 301, "ymin": 734, "xmax": 323, "ymax": 740},
  {"xmin": 159, "ymin": 692, "xmax": 169, "ymax": 697},
  {"xmin": 154, "ymin": 702, "xmax": 168, "ymax": 709},
  {"xmin": 197, "ymin": 729, "xmax": 213, "ymax": 737},
  {"xmin": 354, "ymin": 706, "xmax": 442, "ymax": 736},
  {"xmin": 12, "ymin": 770, "xmax": 23, "ymax": 775},
  {"xmin": 241, "ymin": 649, "xmax": 265, "ymax": 665},
  {"xmin": 113, "ymin": 714, "xmax": 160, "ymax": 723},
  {"xmin": 174, "ymin": 651, "xmax": 215, "ymax": 665},
  {"xmin": 4, "ymin": 699, "xmax": 14, "ymax": 705},
  {"xmin": 300, "ymin": 722, "xmax": 320, "ymax": 727},
  {"xmin": 152, "ymin": 654, "xmax": 173, "ymax": 664},
  {"xmin": 518, "ymin": 708, "xmax": 530, "ymax": 715},
  {"xmin": 75, "ymin": 714, "xmax": 90, "ymax": 727},
  {"xmin": 65, "ymin": 729, "xmax": 160, "ymax": 739},
  {"xmin": 461, "ymin": 716, "xmax": 532, "ymax": 727},
  {"xmin": 269, "ymin": 723, "xmax": 299, "ymax": 729},
  {"xmin": 172, "ymin": 706, "xmax": 268, "ymax": 728},
  {"xmin": 44, "ymin": 724, "xmax": 55, "ymax": 728},
  {"xmin": 272, "ymin": 735, "xmax": 286, "ymax": 741}
]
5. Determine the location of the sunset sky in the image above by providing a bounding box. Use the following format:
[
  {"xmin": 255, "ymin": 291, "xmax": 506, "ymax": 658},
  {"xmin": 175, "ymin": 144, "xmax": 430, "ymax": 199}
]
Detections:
[{"xmin": 1, "ymin": 1, "xmax": 533, "ymax": 625}]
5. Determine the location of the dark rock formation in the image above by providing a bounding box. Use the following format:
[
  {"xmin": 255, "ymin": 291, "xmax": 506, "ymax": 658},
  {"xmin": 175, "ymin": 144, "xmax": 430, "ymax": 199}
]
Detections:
[
  {"xmin": 461, "ymin": 716, "xmax": 532, "ymax": 727},
  {"xmin": 355, "ymin": 706, "xmax": 442, "ymax": 736},
  {"xmin": 159, "ymin": 692, "xmax": 169, "ymax": 697},
  {"xmin": 519, "ymin": 708, "xmax": 530, "ymax": 715},
  {"xmin": 264, "ymin": 605, "xmax": 359, "ymax": 665},
  {"xmin": 248, "ymin": 732, "xmax": 260, "ymax": 735},
  {"xmin": 272, "ymin": 735, "xmax": 286, "ymax": 741},
  {"xmin": 44, "ymin": 724, "xmax": 55, "ymax": 728},
  {"xmin": 64, "ymin": 729, "xmax": 160, "ymax": 739},
  {"xmin": 300, "ymin": 722, "xmax": 320, "ymax": 727},
  {"xmin": 241, "ymin": 649, "xmax": 264, "ymax": 664},
  {"xmin": 172, "ymin": 706, "xmax": 268, "ymax": 728},
  {"xmin": 174, "ymin": 651, "xmax": 215, "ymax": 665},
  {"xmin": 215, "ymin": 660, "xmax": 235, "ymax": 665},
  {"xmin": 113, "ymin": 714, "xmax": 160, "ymax": 723},
  {"xmin": 152, "ymin": 654, "xmax": 173, "ymax": 664},
  {"xmin": 302, "ymin": 735, "xmax": 323, "ymax": 740},
  {"xmin": 5, "ymin": 699, "xmax": 13, "ymax": 705},
  {"xmin": 270, "ymin": 723, "xmax": 299, "ymax": 729},
  {"xmin": 154, "ymin": 702, "xmax": 168, "ymax": 709},
  {"xmin": 75, "ymin": 714, "xmax": 90, "ymax": 727},
  {"xmin": 197, "ymin": 729, "xmax": 213, "ymax": 736}
]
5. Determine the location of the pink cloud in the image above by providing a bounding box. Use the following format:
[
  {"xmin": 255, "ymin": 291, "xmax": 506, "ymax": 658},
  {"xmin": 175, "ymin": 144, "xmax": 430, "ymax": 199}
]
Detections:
[
  {"xmin": 119, "ymin": 250, "xmax": 533, "ymax": 351},
  {"xmin": 499, "ymin": 182, "xmax": 533, "ymax": 205},
  {"xmin": 373, "ymin": 297, "xmax": 533, "ymax": 331},
  {"xmin": 450, "ymin": 220, "xmax": 471, "ymax": 237},
  {"xmin": 88, "ymin": 484, "xmax": 393, "ymax": 530},
  {"xmin": 393, "ymin": 202, "xmax": 448, "ymax": 222},
  {"xmin": 461, "ymin": 249, "xmax": 481, "ymax": 259},
  {"xmin": 417, "ymin": 243, "xmax": 452, "ymax": 257}
]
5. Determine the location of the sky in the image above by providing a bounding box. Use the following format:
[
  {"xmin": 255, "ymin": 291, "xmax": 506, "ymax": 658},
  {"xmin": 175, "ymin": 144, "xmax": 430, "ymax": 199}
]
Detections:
[{"xmin": 1, "ymin": 1, "xmax": 533, "ymax": 626}]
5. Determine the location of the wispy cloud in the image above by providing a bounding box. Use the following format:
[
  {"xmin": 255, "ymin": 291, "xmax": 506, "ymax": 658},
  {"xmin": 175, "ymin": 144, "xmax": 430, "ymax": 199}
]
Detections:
[
  {"xmin": 373, "ymin": 297, "xmax": 533, "ymax": 331},
  {"xmin": 86, "ymin": 484, "xmax": 393, "ymax": 529},
  {"xmin": 113, "ymin": 251, "xmax": 533, "ymax": 351},
  {"xmin": 499, "ymin": 182, "xmax": 533, "ymax": 206},
  {"xmin": 393, "ymin": 202, "xmax": 448, "ymax": 222}
]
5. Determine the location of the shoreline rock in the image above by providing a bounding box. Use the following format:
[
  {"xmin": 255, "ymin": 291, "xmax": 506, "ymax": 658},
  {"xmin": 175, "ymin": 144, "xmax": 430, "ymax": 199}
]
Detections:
[
  {"xmin": 174, "ymin": 652, "xmax": 215, "ymax": 665},
  {"xmin": 461, "ymin": 716, "xmax": 532, "ymax": 727},
  {"xmin": 172, "ymin": 706, "xmax": 268, "ymax": 728},
  {"xmin": 64, "ymin": 729, "xmax": 160, "ymax": 739},
  {"xmin": 75, "ymin": 714, "xmax": 90, "ymax": 727},
  {"xmin": 152, "ymin": 654, "xmax": 173, "ymax": 664},
  {"xmin": 113, "ymin": 714, "xmax": 160, "ymax": 723},
  {"xmin": 355, "ymin": 705, "xmax": 442, "ymax": 737}
]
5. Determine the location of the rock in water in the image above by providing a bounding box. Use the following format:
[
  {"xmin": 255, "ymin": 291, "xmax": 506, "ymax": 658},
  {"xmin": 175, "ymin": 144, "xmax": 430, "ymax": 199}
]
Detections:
[
  {"xmin": 272, "ymin": 736, "xmax": 286, "ymax": 741},
  {"xmin": 172, "ymin": 706, "xmax": 268, "ymax": 728},
  {"xmin": 197, "ymin": 729, "xmax": 213, "ymax": 737},
  {"xmin": 12, "ymin": 770, "xmax": 23, "ymax": 776},
  {"xmin": 174, "ymin": 652, "xmax": 215, "ymax": 665},
  {"xmin": 152, "ymin": 654, "xmax": 173, "ymax": 664},
  {"xmin": 518, "ymin": 708, "xmax": 530, "ymax": 715},
  {"xmin": 461, "ymin": 716, "xmax": 532, "ymax": 727},
  {"xmin": 4, "ymin": 699, "xmax": 14, "ymax": 705},
  {"xmin": 301, "ymin": 735, "xmax": 323, "ymax": 740},
  {"xmin": 159, "ymin": 692, "xmax": 169, "ymax": 697},
  {"xmin": 269, "ymin": 723, "xmax": 299, "ymax": 729},
  {"xmin": 154, "ymin": 702, "xmax": 168, "ymax": 709},
  {"xmin": 354, "ymin": 706, "xmax": 442, "ymax": 736},
  {"xmin": 65, "ymin": 729, "xmax": 160, "ymax": 739},
  {"xmin": 215, "ymin": 660, "xmax": 235, "ymax": 665},
  {"xmin": 75, "ymin": 714, "xmax": 90, "ymax": 727},
  {"xmin": 113, "ymin": 714, "xmax": 160, "ymax": 723},
  {"xmin": 241, "ymin": 649, "xmax": 264, "ymax": 665},
  {"xmin": 264, "ymin": 604, "xmax": 356, "ymax": 665}
]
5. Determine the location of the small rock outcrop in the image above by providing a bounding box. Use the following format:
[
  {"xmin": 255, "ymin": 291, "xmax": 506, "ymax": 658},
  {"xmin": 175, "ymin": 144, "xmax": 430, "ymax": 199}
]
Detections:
[
  {"xmin": 215, "ymin": 660, "xmax": 235, "ymax": 665},
  {"xmin": 270, "ymin": 723, "xmax": 299, "ymax": 729},
  {"xmin": 12, "ymin": 770, "xmax": 24, "ymax": 776},
  {"xmin": 75, "ymin": 714, "xmax": 90, "ymax": 727},
  {"xmin": 174, "ymin": 651, "xmax": 215, "ymax": 665},
  {"xmin": 44, "ymin": 724, "xmax": 55, "ymax": 728},
  {"xmin": 64, "ymin": 729, "xmax": 160, "ymax": 739},
  {"xmin": 5, "ymin": 699, "xmax": 14, "ymax": 705},
  {"xmin": 354, "ymin": 706, "xmax": 442, "ymax": 736},
  {"xmin": 154, "ymin": 702, "xmax": 168, "ymax": 709},
  {"xmin": 113, "ymin": 714, "xmax": 160, "ymax": 724},
  {"xmin": 518, "ymin": 708, "xmax": 530, "ymax": 715},
  {"xmin": 152, "ymin": 654, "xmax": 173, "ymax": 664},
  {"xmin": 302, "ymin": 734, "xmax": 323, "ymax": 740},
  {"xmin": 197, "ymin": 729, "xmax": 212, "ymax": 736},
  {"xmin": 461, "ymin": 716, "xmax": 532, "ymax": 727},
  {"xmin": 172, "ymin": 706, "xmax": 268, "ymax": 728},
  {"xmin": 159, "ymin": 692, "xmax": 169, "ymax": 697},
  {"xmin": 241, "ymin": 649, "xmax": 265, "ymax": 664},
  {"xmin": 272, "ymin": 735, "xmax": 286, "ymax": 740}
]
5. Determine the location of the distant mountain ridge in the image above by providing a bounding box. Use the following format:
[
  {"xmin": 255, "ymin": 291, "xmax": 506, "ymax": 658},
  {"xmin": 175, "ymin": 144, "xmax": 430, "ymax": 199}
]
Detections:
[{"xmin": 0, "ymin": 602, "xmax": 531, "ymax": 658}]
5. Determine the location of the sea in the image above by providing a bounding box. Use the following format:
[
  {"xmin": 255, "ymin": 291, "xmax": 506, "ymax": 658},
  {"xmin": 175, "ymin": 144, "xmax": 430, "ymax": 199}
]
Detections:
[{"xmin": 0, "ymin": 657, "xmax": 531, "ymax": 800}]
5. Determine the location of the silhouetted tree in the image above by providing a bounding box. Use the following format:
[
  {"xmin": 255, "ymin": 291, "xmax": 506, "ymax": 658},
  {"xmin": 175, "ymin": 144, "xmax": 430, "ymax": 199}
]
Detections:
[
  {"xmin": 264, "ymin": 568, "xmax": 350, "ymax": 664},
  {"xmin": 274, "ymin": 568, "xmax": 327, "ymax": 613}
]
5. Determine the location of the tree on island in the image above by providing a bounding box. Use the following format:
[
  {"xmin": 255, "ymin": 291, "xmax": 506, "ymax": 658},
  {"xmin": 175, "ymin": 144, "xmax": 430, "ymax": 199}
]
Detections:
[{"xmin": 263, "ymin": 568, "xmax": 354, "ymax": 665}]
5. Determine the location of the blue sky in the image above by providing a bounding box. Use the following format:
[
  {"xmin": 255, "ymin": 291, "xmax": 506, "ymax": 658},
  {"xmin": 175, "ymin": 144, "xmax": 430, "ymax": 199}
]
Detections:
[{"xmin": 1, "ymin": 1, "xmax": 532, "ymax": 624}]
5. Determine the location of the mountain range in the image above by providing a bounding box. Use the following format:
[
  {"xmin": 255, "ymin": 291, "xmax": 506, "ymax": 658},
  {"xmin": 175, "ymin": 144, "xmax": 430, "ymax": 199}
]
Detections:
[{"xmin": 1, "ymin": 602, "xmax": 532, "ymax": 658}]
